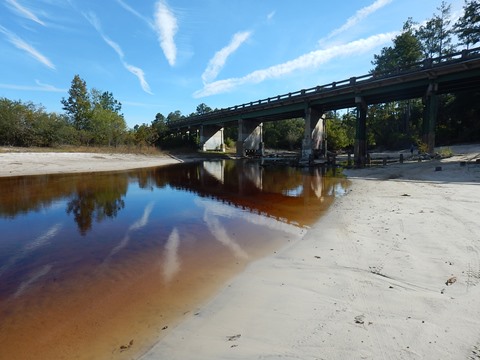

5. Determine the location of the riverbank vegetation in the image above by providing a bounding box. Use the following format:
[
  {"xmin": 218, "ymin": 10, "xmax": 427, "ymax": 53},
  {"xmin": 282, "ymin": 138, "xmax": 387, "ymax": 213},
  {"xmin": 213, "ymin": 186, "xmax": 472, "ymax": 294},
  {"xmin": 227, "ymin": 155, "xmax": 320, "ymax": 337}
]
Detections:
[{"xmin": 0, "ymin": 1, "xmax": 479, "ymax": 152}]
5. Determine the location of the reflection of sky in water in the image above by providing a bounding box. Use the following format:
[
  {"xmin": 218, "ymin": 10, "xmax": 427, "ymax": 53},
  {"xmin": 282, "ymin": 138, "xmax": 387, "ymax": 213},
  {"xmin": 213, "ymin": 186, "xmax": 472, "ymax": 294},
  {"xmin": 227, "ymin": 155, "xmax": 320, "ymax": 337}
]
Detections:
[
  {"xmin": 0, "ymin": 182, "xmax": 207, "ymax": 298},
  {"xmin": 0, "ymin": 180, "xmax": 274, "ymax": 297},
  {"xmin": 203, "ymin": 206, "xmax": 249, "ymax": 260},
  {"xmin": 0, "ymin": 162, "xmax": 346, "ymax": 300},
  {"xmin": 194, "ymin": 197, "xmax": 305, "ymax": 236},
  {"xmin": 282, "ymin": 185, "xmax": 304, "ymax": 197},
  {"xmin": 14, "ymin": 264, "xmax": 52, "ymax": 298},
  {"xmin": 0, "ymin": 161, "xmax": 349, "ymax": 360},
  {"xmin": 337, "ymin": 183, "xmax": 347, "ymax": 195},
  {"xmin": 163, "ymin": 228, "xmax": 181, "ymax": 283}
]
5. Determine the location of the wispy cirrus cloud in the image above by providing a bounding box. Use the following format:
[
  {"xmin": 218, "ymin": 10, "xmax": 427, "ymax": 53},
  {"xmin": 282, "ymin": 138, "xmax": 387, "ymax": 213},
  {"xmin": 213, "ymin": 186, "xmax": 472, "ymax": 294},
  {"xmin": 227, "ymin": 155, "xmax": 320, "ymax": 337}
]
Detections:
[
  {"xmin": 115, "ymin": 0, "xmax": 178, "ymax": 66},
  {"xmin": 324, "ymin": 0, "xmax": 392, "ymax": 40},
  {"xmin": 154, "ymin": 0, "xmax": 178, "ymax": 66},
  {"xmin": 5, "ymin": 0, "xmax": 45, "ymax": 26},
  {"xmin": 115, "ymin": 0, "xmax": 154, "ymax": 28},
  {"xmin": 202, "ymin": 31, "xmax": 252, "ymax": 84},
  {"xmin": 194, "ymin": 1, "xmax": 395, "ymax": 98},
  {"xmin": 0, "ymin": 25, "xmax": 55, "ymax": 69},
  {"xmin": 84, "ymin": 12, "xmax": 153, "ymax": 95},
  {"xmin": 0, "ymin": 80, "xmax": 65, "ymax": 92},
  {"xmin": 193, "ymin": 32, "xmax": 397, "ymax": 98},
  {"xmin": 124, "ymin": 64, "xmax": 152, "ymax": 94}
]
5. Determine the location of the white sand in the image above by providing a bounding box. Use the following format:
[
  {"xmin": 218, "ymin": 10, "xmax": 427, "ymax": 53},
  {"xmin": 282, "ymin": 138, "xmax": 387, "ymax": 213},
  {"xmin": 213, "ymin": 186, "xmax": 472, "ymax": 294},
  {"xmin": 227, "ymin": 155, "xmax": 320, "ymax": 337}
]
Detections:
[
  {"xmin": 0, "ymin": 151, "xmax": 181, "ymax": 177},
  {"xmin": 1, "ymin": 147, "xmax": 480, "ymax": 359},
  {"xmin": 139, "ymin": 145, "xmax": 480, "ymax": 359}
]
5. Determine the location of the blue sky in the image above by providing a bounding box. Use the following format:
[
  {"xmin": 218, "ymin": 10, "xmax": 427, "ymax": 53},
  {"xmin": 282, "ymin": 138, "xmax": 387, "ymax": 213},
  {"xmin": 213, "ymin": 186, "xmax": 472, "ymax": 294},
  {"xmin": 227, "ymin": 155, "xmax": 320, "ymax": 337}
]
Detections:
[{"xmin": 0, "ymin": 0, "xmax": 466, "ymax": 128}]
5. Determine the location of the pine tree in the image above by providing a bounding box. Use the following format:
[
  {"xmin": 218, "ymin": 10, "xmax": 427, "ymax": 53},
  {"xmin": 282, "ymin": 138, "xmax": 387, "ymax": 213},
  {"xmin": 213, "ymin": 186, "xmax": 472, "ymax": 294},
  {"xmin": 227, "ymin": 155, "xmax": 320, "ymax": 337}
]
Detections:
[
  {"xmin": 454, "ymin": 0, "xmax": 480, "ymax": 49},
  {"xmin": 61, "ymin": 75, "xmax": 92, "ymax": 131}
]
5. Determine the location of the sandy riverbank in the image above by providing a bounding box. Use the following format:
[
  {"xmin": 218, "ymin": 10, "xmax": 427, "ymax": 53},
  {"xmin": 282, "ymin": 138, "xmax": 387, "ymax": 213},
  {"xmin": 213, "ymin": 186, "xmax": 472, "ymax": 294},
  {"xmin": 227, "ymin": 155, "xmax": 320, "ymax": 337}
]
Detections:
[
  {"xmin": 0, "ymin": 151, "xmax": 182, "ymax": 177},
  {"xmin": 138, "ymin": 145, "xmax": 480, "ymax": 359}
]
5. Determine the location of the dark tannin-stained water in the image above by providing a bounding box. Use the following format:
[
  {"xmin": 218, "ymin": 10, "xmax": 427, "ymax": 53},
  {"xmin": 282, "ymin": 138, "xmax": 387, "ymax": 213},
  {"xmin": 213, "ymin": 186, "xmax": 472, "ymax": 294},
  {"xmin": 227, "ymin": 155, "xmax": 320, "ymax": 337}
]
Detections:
[{"xmin": 0, "ymin": 160, "xmax": 348, "ymax": 360}]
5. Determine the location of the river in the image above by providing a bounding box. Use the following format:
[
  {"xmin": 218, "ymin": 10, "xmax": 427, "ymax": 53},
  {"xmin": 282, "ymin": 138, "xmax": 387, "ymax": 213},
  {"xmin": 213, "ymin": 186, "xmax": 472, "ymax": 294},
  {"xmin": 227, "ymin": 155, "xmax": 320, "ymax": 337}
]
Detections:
[{"xmin": 0, "ymin": 159, "xmax": 347, "ymax": 359}]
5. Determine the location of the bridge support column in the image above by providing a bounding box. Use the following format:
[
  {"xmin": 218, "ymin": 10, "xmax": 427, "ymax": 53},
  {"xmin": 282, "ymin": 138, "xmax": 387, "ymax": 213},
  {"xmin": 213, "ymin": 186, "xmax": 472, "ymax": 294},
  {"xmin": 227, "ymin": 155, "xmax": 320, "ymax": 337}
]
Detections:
[
  {"xmin": 301, "ymin": 107, "xmax": 325, "ymax": 162},
  {"xmin": 422, "ymin": 83, "xmax": 438, "ymax": 154},
  {"xmin": 200, "ymin": 124, "xmax": 225, "ymax": 152},
  {"xmin": 354, "ymin": 96, "xmax": 367, "ymax": 167},
  {"xmin": 237, "ymin": 119, "xmax": 264, "ymax": 156}
]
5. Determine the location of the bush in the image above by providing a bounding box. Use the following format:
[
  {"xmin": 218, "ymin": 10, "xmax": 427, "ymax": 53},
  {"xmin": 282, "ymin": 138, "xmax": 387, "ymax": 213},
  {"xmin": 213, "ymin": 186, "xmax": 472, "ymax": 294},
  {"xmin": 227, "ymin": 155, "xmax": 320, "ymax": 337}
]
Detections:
[
  {"xmin": 437, "ymin": 147, "xmax": 453, "ymax": 158},
  {"xmin": 417, "ymin": 141, "xmax": 428, "ymax": 153},
  {"xmin": 224, "ymin": 137, "xmax": 235, "ymax": 149}
]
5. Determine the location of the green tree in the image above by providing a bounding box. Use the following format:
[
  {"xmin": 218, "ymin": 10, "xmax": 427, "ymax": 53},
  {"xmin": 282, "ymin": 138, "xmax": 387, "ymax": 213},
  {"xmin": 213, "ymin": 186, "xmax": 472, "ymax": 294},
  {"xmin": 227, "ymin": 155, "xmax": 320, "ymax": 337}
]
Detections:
[
  {"xmin": 90, "ymin": 107, "xmax": 127, "ymax": 146},
  {"xmin": 196, "ymin": 103, "xmax": 212, "ymax": 115},
  {"xmin": 416, "ymin": 1, "xmax": 456, "ymax": 58},
  {"xmin": 152, "ymin": 112, "xmax": 169, "ymax": 146},
  {"xmin": 166, "ymin": 110, "xmax": 184, "ymax": 124},
  {"xmin": 133, "ymin": 123, "xmax": 159, "ymax": 147},
  {"xmin": 325, "ymin": 112, "xmax": 355, "ymax": 151},
  {"xmin": 91, "ymin": 89, "xmax": 123, "ymax": 115},
  {"xmin": 264, "ymin": 118, "xmax": 304, "ymax": 150},
  {"xmin": 30, "ymin": 111, "xmax": 72, "ymax": 147},
  {"xmin": 454, "ymin": 0, "xmax": 480, "ymax": 49},
  {"xmin": 370, "ymin": 19, "xmax": 424, "ymax": 150},
  {"xmin": 61, "ymin": 75, "xmax": 92, "ymax": 131},
  {"xmin": 0, "ymin": 98, "xmax": 26, "ymax": 146},
  {"xmin": 372, "ymin": 19, "xmax": 423, "ymax": 73},
  {"xmin": 0, "ymin": 98, "xmax": 74, "ymax": 147},
  {"xmin": 89, "ymin": 88, "xmax": 126, "ymax": 146}
]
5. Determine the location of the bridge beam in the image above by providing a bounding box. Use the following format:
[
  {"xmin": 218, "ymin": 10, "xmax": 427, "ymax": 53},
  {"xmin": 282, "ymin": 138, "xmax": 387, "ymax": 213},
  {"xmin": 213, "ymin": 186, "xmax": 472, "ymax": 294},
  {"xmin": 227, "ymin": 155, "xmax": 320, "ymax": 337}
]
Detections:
[
  {"xmin": 237, "ymin": 119, "xmax": 264, "ymax": 156},
  {"xmin": 200, "ymin": 124, "xmax": 225, "ymax": 152},
  {"xmin": 301, "ymin": 106, "xmax": 325, "ymax": 162},
  {"xmin": 423, "ymin": 83, "xmax": 438, "ymax": 154},
  {"xmin": 354, "ymin": 96, "xmax": 368, "ymax": 167}
]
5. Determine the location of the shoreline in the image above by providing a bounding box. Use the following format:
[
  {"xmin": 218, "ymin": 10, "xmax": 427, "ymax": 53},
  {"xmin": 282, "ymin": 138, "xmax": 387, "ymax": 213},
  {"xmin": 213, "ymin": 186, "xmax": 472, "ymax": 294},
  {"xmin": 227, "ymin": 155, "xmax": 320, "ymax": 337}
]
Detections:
[
  {"xmin": 140, "ymin": 145, "xmax": 480, "ymax": 359},
  {"xmin": 1, "ymin": 146, "xmax": 479, "ymax": 359},
  {"xmin": 0, "ymin": 151, "xmax": 183, "ymax": 177}
]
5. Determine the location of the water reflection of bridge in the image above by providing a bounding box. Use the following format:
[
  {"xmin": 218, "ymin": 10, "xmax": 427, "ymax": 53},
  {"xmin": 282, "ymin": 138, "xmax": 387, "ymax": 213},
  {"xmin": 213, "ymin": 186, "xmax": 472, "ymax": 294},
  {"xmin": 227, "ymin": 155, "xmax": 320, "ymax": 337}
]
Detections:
[
  {"xmin": 159, "ymin": 160, "xmax": 347, "ymax": 227},
  {"xmin": 0, "ymin": 160, "xmax": 347, "ymax": 233}
]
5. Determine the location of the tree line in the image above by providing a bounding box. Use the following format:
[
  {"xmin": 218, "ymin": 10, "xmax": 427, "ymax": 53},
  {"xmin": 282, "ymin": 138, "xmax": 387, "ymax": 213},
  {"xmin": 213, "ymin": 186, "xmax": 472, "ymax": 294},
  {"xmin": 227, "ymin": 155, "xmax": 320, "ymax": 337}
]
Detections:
[
  {"xmin": 0, "ymin": 1, "xmax": 479, "ymax": 151},
  {"xmin": 0, "ymin": 75, "xmax": 128, "ymax": 148}
]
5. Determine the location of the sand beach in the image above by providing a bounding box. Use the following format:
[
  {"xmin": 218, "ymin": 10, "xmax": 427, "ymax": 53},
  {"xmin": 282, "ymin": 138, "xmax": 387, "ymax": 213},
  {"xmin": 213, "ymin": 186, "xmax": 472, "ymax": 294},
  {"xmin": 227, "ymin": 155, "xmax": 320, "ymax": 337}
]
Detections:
[{"xmin": 0, "ymin": 150, "xmax": 182, "ymax": 177}]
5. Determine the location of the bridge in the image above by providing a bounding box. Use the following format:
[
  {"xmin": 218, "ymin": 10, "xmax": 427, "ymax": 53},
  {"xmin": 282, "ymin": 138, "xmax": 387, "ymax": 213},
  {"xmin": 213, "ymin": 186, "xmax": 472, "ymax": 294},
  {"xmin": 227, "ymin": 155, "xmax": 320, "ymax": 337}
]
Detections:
[{"xmin": 169, "ymin": 48, "xmax": 480, "ymax": 165}]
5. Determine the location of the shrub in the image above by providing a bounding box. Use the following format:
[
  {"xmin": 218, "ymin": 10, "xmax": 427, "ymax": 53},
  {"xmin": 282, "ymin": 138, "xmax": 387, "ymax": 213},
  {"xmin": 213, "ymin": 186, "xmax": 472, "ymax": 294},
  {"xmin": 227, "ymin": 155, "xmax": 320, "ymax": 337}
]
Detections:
[
  {"xmin": 224, "ymin": 137, "xmax": 235, "ymax": 149},
  {"xmin": 437, "ymin": 147, "xmax": 453, "ymax": 158}
]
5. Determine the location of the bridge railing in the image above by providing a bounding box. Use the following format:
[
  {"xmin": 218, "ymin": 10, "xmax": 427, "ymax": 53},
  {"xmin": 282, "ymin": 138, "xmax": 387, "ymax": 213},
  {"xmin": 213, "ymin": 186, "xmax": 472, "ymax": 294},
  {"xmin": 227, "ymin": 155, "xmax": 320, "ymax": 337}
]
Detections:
[{"xmin": 170, "ymin": 47, "xmax": 480, "ymax": 128}]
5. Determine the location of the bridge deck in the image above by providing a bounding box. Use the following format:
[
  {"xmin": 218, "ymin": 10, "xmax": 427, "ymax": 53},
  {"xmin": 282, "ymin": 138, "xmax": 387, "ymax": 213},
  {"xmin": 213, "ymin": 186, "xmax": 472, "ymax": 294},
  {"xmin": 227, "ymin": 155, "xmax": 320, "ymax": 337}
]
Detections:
[{"xmin": 170, "ymin": 48, "xmax": 480, "ymax": 129}]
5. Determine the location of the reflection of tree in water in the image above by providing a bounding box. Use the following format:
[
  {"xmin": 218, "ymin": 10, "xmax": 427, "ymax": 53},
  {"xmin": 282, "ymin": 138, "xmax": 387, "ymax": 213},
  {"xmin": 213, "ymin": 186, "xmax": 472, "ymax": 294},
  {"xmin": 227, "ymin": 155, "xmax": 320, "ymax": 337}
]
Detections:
[
  {"xmin": 0, "ymin": 175, "xmax": 75, "ymax": 217},
  {"xmin": 66, "ymin": 175, "xmax": 128, "ymax": 235},
  {"xmin": 0, "ymin": 160, "xmax": 349, "ymax": 234}
]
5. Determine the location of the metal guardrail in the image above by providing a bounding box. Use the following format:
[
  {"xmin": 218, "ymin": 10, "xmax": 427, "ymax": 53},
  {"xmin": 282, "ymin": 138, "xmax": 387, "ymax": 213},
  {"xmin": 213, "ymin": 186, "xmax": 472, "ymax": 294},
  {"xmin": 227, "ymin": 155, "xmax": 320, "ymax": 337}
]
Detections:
[{"xmin": 170, "ymin": 47, "xmax": 480, "ymax": 128}]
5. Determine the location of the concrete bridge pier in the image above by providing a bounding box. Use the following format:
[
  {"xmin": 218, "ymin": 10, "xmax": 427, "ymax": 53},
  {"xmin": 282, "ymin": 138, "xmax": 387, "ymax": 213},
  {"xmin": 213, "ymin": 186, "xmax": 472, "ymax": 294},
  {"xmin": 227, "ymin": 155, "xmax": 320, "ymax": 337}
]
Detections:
[
  {"xmin": 354, "ymin": 96, "xmax": 368, "ymax": 167},
  {"xmin": 301, "ymin": 107, "xmax": 325, "ymax": 162},
  {"xmin": 423, "ymin": 83, "xmax": 438, "ymax": 154},
  {"xmin": 237, "ymin": 119, "xmax": 264, "ymax": 156},
  {"xmin": 200, "ymin": 124, "xmax": 225, "ymax": 152}
]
